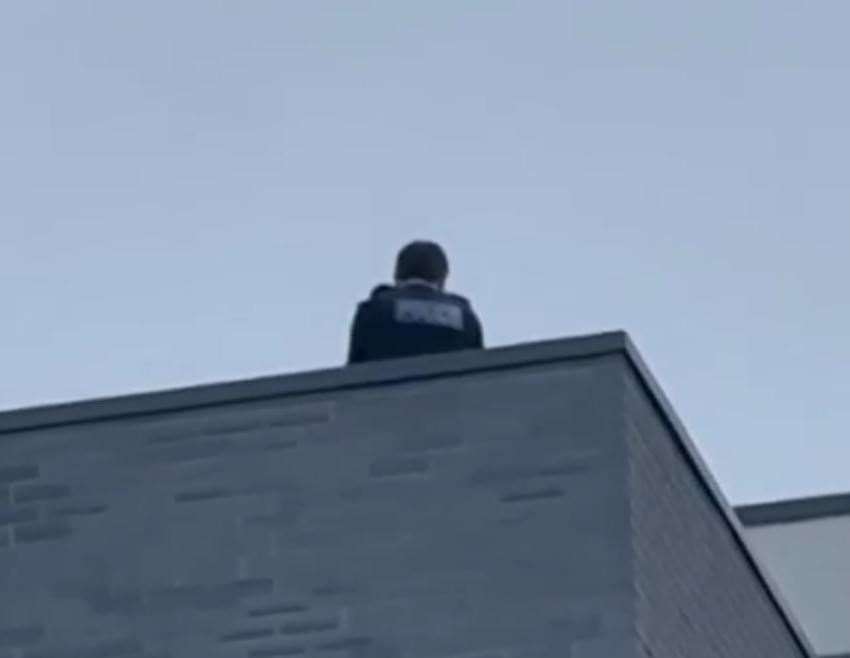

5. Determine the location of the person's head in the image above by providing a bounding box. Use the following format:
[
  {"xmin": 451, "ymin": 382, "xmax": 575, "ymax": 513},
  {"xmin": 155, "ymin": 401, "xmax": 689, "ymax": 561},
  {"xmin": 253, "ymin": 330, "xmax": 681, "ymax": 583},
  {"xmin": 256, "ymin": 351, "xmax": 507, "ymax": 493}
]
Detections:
[{"xmin": 394, "ymin": 241, "xmax": 450, "ymax": 289}]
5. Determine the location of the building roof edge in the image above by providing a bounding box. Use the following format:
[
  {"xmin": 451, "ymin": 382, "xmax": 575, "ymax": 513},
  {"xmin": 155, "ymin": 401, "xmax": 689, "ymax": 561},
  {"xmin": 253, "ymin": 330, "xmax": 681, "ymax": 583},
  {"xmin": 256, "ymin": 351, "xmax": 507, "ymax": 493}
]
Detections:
[
  {"xmin": 737, "ymin": 492, "xmax": 850, "ymax": 527},
  {"xmin": 622, "ymin": 334, "xmax": 815, "ymax": 658},
  {"xmin": 0, "ymin": 331, "xmax": 627, "ymax": 436}
]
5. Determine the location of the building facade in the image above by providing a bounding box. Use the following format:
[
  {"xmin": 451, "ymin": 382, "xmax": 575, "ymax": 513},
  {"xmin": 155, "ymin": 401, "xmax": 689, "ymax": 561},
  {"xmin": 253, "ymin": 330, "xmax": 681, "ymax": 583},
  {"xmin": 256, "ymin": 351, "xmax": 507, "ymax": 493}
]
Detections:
[{"xmin": 1, "ymin": 333, "xmax": 812, "ymax": 657}]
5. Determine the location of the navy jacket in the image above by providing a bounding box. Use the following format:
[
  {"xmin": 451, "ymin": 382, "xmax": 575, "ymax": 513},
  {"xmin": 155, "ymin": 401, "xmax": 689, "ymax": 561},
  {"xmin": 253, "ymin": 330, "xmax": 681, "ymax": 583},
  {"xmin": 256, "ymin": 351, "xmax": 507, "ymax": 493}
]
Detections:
[{"xmin": 348, "ymin": 283, "xmax": 484, "ymax": 364}]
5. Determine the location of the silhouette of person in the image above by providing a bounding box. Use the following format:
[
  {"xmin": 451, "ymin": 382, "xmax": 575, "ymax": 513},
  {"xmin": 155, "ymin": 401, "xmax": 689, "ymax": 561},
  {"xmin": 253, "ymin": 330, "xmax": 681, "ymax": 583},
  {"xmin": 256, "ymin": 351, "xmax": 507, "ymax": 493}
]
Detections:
[{"xmin": 348, "ymin": 241, "xmax": 484, "ymax": 364}]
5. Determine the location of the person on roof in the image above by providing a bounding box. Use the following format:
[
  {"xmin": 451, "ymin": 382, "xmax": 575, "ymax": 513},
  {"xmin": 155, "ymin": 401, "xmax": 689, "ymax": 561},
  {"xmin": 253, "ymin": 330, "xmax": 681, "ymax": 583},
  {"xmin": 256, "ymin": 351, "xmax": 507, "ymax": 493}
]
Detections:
[{"xmin": 347, "ymin": 241, "xmax": 484, "ymax": 364}]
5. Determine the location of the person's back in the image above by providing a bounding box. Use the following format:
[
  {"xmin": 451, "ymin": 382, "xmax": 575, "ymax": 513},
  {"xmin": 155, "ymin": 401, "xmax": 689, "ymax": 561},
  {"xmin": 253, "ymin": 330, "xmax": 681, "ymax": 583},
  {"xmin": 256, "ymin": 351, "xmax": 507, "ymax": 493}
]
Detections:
[{"xmin": 348, "ymin": 241, "xmax": 484, "ymax": 364}]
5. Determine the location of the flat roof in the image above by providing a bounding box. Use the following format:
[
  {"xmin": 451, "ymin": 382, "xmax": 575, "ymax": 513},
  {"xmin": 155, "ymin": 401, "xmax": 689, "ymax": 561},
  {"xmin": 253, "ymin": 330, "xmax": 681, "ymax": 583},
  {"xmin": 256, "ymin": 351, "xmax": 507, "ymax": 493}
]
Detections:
[{"xmin": 0, "ymin": 330, "xmax": 816, "ymax": 657}]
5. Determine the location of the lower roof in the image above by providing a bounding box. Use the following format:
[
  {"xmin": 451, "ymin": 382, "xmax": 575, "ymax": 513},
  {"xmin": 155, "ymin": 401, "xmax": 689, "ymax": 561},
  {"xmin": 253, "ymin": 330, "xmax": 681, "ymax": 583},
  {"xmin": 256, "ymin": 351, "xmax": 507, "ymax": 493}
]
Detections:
[{"xmin": 737, "ymin": 492, "xmax": 850, "ymax": 527}]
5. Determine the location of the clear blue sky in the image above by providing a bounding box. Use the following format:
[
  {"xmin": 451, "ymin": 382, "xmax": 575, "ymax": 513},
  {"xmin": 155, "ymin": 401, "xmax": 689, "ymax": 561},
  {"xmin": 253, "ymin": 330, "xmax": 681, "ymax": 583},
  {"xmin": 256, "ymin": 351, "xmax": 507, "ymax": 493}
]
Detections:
[{"xmin": 2, "ymin": 2, "xmax": 848, "ymax": 504}]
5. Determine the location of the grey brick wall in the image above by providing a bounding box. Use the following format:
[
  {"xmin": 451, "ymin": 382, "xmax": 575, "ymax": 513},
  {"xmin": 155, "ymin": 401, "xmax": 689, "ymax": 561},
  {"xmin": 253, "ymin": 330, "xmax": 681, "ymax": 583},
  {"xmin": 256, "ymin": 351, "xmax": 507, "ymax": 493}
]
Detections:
[
  {"xmin": 624, "ymin": 367, "xmax": 807, "ymax": 658},
  {"xmin": 0, "ymin": 339, "xmax": 810, "ymax": 658},
  {"xmin": 0, "ymin": 357, "xmax": 634, "ymax": 658}
]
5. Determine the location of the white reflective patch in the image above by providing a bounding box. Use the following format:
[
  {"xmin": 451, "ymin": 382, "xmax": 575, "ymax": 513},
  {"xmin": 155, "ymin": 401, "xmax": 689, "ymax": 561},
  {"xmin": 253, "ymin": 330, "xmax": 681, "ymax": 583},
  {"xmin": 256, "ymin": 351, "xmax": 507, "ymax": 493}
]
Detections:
[{"xmin": 394, "ymin": 299, "xmax": 465, "ymax": 331}]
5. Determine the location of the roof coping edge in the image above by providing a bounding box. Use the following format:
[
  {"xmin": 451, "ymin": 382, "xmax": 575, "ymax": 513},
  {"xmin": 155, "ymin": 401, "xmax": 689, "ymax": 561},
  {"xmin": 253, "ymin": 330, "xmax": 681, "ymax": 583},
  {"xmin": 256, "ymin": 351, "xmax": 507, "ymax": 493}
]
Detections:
[
  {"xmin": 622, "ymin": 334, "xmax": 815, "ymax": 658},
  {"xmin": 737, "ymin": 492, "xmax": 850, "ymax": 527},
  {"xmin": 0, "ymin": 331, "xmax": 626, "ymax": 436}
]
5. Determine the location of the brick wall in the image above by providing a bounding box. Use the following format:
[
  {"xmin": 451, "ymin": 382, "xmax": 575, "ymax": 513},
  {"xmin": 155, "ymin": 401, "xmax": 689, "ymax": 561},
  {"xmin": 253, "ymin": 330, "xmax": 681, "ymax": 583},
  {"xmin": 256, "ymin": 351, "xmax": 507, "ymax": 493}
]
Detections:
[
  {"xmin": 625, "ymin": 367, "xmax": 807, "ymax": 658},
  {"xmin": 0, "ymin": 357, "xmax": 633, "ymax": 658},
  {"xmin": 0, "ymin": 345, "xmax": 810, "ymax": 658}
]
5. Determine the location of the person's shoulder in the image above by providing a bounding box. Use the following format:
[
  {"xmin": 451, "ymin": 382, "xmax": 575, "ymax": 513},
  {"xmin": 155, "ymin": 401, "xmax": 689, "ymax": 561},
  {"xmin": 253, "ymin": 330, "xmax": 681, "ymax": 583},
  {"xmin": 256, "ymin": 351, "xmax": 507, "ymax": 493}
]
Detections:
[
  {"xmin": 356, "ymin": 285, "xmax": 395, "ymax": 313},
  {"xmin": 444, "ymin": 290, "xmax": 474, "ymax": 308},
  {"xmin": 364, "ymin": 284, "xmax": 473, "ymax": 308},
  {"xmin": 447, "ymin": 292, "xmax": 481, "ymax": 331},
  {"xmin": 369, "ymin": 284, "xmax": 395, "ymax": 300}
]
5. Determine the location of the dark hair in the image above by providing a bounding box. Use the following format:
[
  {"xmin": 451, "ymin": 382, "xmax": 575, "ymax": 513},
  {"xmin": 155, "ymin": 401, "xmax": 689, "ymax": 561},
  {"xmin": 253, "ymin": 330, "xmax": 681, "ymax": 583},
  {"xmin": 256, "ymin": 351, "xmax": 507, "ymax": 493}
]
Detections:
[{"xmin": 395, "ymin": 241, "xmax": 450, "ymax": 284}]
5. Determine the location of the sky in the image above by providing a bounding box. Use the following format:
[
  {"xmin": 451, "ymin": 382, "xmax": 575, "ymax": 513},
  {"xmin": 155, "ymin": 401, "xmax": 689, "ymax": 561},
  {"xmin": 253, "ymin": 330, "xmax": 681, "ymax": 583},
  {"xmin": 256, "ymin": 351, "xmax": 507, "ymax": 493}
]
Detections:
[{"xmin": 1, "ymin": 2, "xmax": 848, "ymax": 504}]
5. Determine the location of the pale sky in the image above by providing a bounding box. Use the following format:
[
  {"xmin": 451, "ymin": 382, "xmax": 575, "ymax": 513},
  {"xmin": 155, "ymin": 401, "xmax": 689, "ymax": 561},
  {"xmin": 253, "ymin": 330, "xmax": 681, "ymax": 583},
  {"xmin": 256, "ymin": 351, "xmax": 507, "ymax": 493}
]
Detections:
[{"xmin": 2, "ymin": 2, "xmax": 849, "ymax": 504}]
